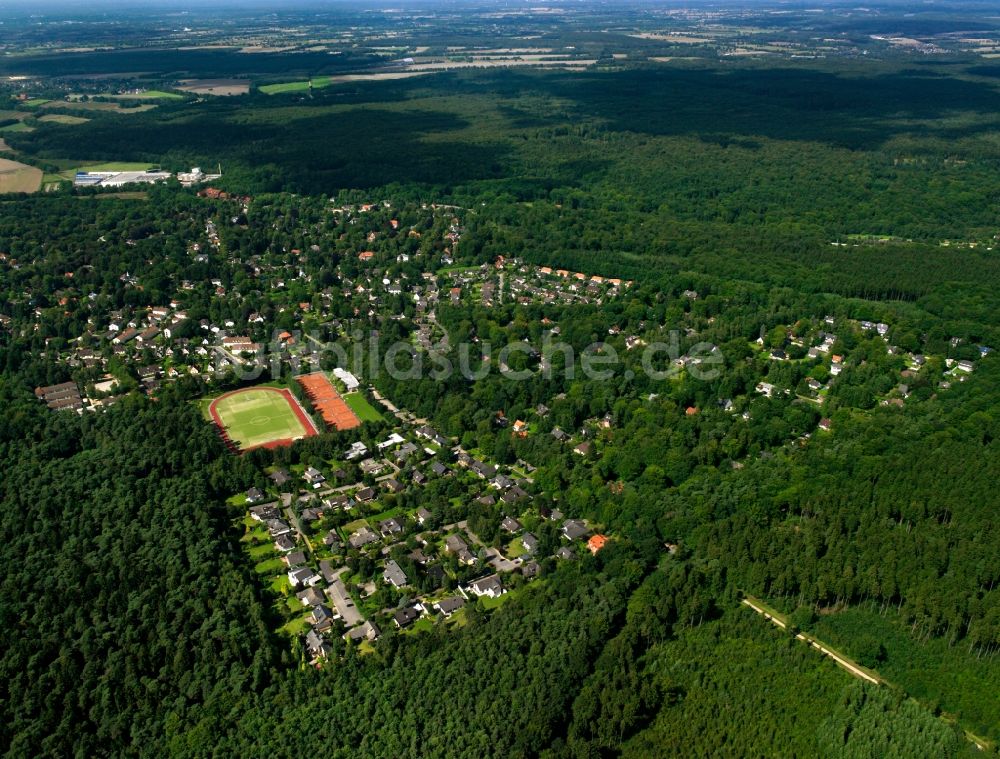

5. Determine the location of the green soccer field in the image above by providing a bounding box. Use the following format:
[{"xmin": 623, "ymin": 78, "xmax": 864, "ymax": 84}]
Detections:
[{"xmin": 210, "ymin": 388, "xmax": 315, "ymax": 450}]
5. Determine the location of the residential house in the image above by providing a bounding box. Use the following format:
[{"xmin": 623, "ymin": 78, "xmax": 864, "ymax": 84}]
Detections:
[
  {"xmin": 393, "ymin": 606, "xmax": 422, "ymax": 628},
  {"xmin": 249, "ymin": 503, "xmax": 279, "ymax": 522},
  {"xmin": 587, "ymin": 534, "xmax": 609, "ymax": 554},
  {"xmin": 270, "ymin": 469, "xmax": 291, "ymax": 487},
  {"xmin": 349, "ymin": 526, "xmax": 380, "ymax": 549},
  {"xmin": 471, "ymin": 460, "xmax": 497, "ymax": 479},
  {"xmin": 467, "ymin": 574, "xmax": 505, "ymax": 599},
  {"xmin": 521, "ymin": 532, "xmax": 539, "ymax": 553},
  {"xmin": 433, "ymin": 597, "xmax": 465, "ymax": 618},
  {"xmin": 310, "ymin": 604, "xmax": 334, "ymax": 630},
  {"xmin": 378, "ymin": 517, "xmax": 405, "ymax": 538},
  {"xmin": 501, "ymin": 485, "xmax": 528, "ymax": 505},
  {"xmin": 492, "ymin": 474, "xmax": 514, "ymax": 490},
  {"xmin": 305, "ymin": 630, "xmax": 332, "ymax": 661},
  {"xmin": 501, "ymin": 516, "xmax": 523, "ymax": 533},
  {"xmin": 288, "ymin": 566, "xmax": 321, "ymax": 588},
  {"xmin": 345, "ymin": 441, "xmax": 369, "ymax": 460},
  {"xmin": 318, "ymin": 560, "xmax": 339, "ymax": 584},
  {"xmin": 344, "ymin": 621, "xmax": 380, "ymax": 643},
  {"xmin": 284, "ymin": 550, "xmax": 307, "ymax": 567},
  {"xmin": 521, "ymin": 561, "xmax": 541, "ymax": 579},
  {"xmin": 296, "ymin": 587, "xmax": 325, "ymax": 608},
  {"xmin": 562, "ymin": 519, "xmax": 590, "ymax": 541},
  {"xmin": 267, "ymin": 519, "xmax": 292, "ymax": 537},
  {"xmin": 383, "ymin": 559, "xmax": 408, "ymax": 588},
  {"xmin": 303, "ymin": 467, "xmax": 326, "ymax": 487},
  {"xmin": 445, "ymin": 533, "xmax": 477, "ymax": 565},
  {"xmin": 394, "ymin": 442, "xmax": 419, "ymax": 463}
]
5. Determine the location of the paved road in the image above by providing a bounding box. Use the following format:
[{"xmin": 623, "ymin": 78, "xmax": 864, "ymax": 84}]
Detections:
[{"xmin": 283, "ymin": 505, "xmax": 314, "ymax": 556}]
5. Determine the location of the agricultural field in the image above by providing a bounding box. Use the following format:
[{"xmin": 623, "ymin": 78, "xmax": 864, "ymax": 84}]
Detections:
[
  {"xmin": 111, "ymin": 90, "xmax": 184, "ymax": 101},
  {"xmin": 176, "ymin": 79, "xmax": 250, "ymax": 96},
  {"xmin": 258, "ymin": 78, "xmax": 330, "ymax": 94},
  {"xmin": 38, "ymin": 114, "xmax": 90, "ymax": 125},
  {"xmin": 208, "ymin": 386, "xmax": 317, "ymax": 451},
  {"xmin": 0, "ymin": 122, "xmax": 33, "ymax": 134},
  {"xmin": 259, "ymin": 71, "xmax": 428, "ymax": 94},
  {"xmin": 0, "ymin": 157, "xmax": 42, "ymax": 193},
  {"xmin": 39, "ymin": 100, "xmax": 158, "ymax": 114}
]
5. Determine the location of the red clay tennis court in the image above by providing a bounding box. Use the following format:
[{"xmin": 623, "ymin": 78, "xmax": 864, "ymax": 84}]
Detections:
[{"xmin": 296, "ymin": 372, "xmax": 361, "ymax": 431}]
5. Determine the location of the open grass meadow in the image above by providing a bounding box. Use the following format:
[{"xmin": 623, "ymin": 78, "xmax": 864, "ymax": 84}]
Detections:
[{"xmin": 343, "ymin": 391, "xmax": 383, "ymax": 422}]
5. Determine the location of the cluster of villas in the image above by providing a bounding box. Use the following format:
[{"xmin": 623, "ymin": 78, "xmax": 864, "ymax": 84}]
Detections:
[{"xmin": 241, "ymin": 420, "xmax": 610, "ymax": 664}]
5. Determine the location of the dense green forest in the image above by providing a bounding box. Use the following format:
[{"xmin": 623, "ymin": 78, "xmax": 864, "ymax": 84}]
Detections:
[{"xmin": 0, "ymin": 383, "xmax": 975, "ymax": 756}]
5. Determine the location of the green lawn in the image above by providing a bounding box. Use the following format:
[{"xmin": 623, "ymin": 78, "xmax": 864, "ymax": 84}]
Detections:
[
  {"xmin": 279, "ymin": 614, "xmax": 312, "ymax": 637},
  {"xmin": 248, "ymin": 543, "xmax": 277, "ymax": 561},
  {"xmin": 343, "ymin": 391, "xmax": 384, "ymax": 422},
  {"xmin": 480, "ymin": 593, "xmax": 510, "ymax": 610},
  {"xmin": 255, "ymin": 557, "xmax": 286, "ymax": 575},
  {"xmin": 269, "ymin": 574, "xmax": 292, "ymax": 595},
  {"xmin": 243, "ymin": 526, "xmax": 269, "ymax": 544},
  {"xmin": 403, "ymin": 617, "xmax": 436, "ymax": 635},
  {"xmin": 368, "ymin": 506, "xmax": 404, "ymax": 523},
  {"xmin": 210, "ymin": 387, "xmax": 315, "ymax": 450},
  {"xmin": 506, "ymin": 538, "xmax": 526, "ymax": 559}
]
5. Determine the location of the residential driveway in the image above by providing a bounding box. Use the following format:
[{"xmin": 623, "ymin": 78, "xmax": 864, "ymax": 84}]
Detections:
[
  {"xmin": 326, "ymin": 578, "xmax": 364, "ymax": 627},
  {"xmin": 487, "ymin": 549, "xmax": 521, "ymax": 573},
  {"xmin": 446, "ymin": 520, "xmax": 521, "ymax": 572}
]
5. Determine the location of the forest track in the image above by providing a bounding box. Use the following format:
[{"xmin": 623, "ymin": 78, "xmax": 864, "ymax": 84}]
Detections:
[
  {"xmin": 741, "ymin": 597, "xmax": 882, "ymax": 684},
  {"xmin": 742, "ymin": 597, "xmax": 991, "ymax": 751}
]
